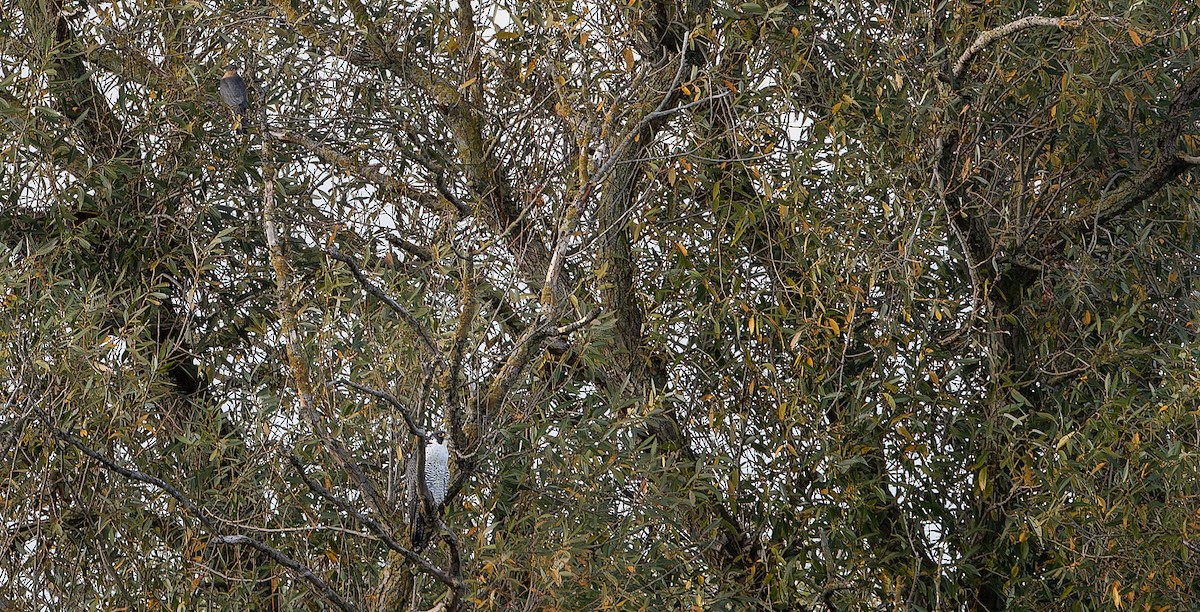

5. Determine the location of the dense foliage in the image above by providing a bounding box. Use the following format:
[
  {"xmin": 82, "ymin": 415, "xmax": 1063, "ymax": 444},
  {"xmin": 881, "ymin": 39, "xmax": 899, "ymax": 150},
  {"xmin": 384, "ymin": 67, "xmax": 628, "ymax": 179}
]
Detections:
[{"xmin": 3, "ymin": 0, "xmax": 1200, "ymax": 609}]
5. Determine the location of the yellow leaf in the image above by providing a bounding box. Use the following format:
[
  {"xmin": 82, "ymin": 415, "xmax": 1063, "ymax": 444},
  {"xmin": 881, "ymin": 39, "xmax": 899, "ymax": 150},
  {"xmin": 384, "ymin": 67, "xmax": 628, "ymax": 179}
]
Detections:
[
  {"xmin": 675, "ymin": 242, "xmax": 687, "ymax": 256},
  {"xmin": 494, "ymin": 31, "xmax": 520, "ymax": 41},
  {"xmin": 623, "ymin": 47, "xmax": 635, "ymax": 72},
  {"xmin": 457, "ymin": 77, "xmax": 477, "ymax": 92},
  {"xmin": 1056, "ymin": 432, "xmax": 1074, "ymax": 450},
  {"xmin": 579, "ymin": 31, "xmax": 590, "ymax": 45},
  {"xmin": 523, "ymin": 57, "xmax": 539, "ymax": 80},
  {"xmin": 1128, "ymin": 28, "xmax": 1143, "ymax": 46},
  {"xmin": 1082, "ymin": 310, "xmax": 1092, "ymax": 325}
]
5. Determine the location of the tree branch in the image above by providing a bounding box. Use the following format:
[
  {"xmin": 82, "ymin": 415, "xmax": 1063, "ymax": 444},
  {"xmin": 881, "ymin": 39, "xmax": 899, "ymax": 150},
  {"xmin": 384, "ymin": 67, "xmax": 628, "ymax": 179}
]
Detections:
[
  {"xmin": 272, "ymin": 129, "xmax": 460, "ymax": 216},
  {"xmin": 288, "ymin": 455, "xmax": 459, "ymax": 588},
  {"xmin": 31, "ymin": 405, "xmax": 359, "ymax": 612},
  {"xmin": 341, "ymin": 380, "xmax": 426, "ymax": 442},
  {"xmin": 262, "ymin": 141, "xmax": 389, "ymax": 521},
  {"xmin": 1080, "ymin": 67, "xmax": 1200, "ymax": 227},
  {"xmin": 327, "ymin": 247, "xmax": 442, "ymax": 359},
  {"xmin": 952, "ymin": 16, "xmax": 1083, "ymax": 81},
  {"xmin": 211, "ymin": 537, "xmax": 362, "ymax": 612}
]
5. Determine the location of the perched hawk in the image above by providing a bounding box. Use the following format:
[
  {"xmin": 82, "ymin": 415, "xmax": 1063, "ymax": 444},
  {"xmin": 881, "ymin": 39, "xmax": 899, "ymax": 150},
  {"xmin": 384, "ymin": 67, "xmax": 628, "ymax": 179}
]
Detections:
[
  {"xmin": 424, "ymin": 430, "xmax": 450, "ymax": 507},
  {"xmin": 219, "ymin": 64, "xmax": 248, "ymax": 134},
  {"xmin": 409, "ymin": 430, "xmax": 449, "ymax": 550}
]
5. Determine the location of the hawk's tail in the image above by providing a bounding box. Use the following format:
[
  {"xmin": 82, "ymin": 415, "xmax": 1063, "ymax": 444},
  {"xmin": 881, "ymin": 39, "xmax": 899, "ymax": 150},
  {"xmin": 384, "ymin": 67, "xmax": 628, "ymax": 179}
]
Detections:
[{"xmin": 411, "ymin": 512, "xmax": 428, "ymax": 551}]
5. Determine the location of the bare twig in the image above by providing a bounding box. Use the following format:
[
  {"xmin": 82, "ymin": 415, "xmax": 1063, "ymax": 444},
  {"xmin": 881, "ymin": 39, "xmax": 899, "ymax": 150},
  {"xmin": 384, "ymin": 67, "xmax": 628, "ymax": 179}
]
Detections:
[
  {"xmin": 644, "ymin": 90, "xmax": 731, "ymax": 122},
  {"xmin": 554, "ymin": 309, "xmax": 601, "ymax": 336}
]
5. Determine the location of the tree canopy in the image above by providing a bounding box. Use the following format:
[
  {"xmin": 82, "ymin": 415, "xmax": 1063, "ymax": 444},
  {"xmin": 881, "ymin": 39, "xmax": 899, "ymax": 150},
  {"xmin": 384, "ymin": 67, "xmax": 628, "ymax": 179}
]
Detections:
[{"xmin": 3, "ymin": 0, "xmax": 1200, "ymax": 609}]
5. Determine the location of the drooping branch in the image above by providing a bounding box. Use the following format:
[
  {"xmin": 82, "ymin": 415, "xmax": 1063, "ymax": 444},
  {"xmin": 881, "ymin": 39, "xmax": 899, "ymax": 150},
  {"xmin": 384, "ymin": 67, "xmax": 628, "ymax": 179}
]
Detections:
[
  {"xmin": 37, "ymin": 407, "xmax": 214, "ymax": 531},
  {"xmin": 30, "ymin": 404, "xmax": 359, "ymax": 612},
  {"xmin": 210, "ymin": 537, "xmax": 362, "ymax": 612}
]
